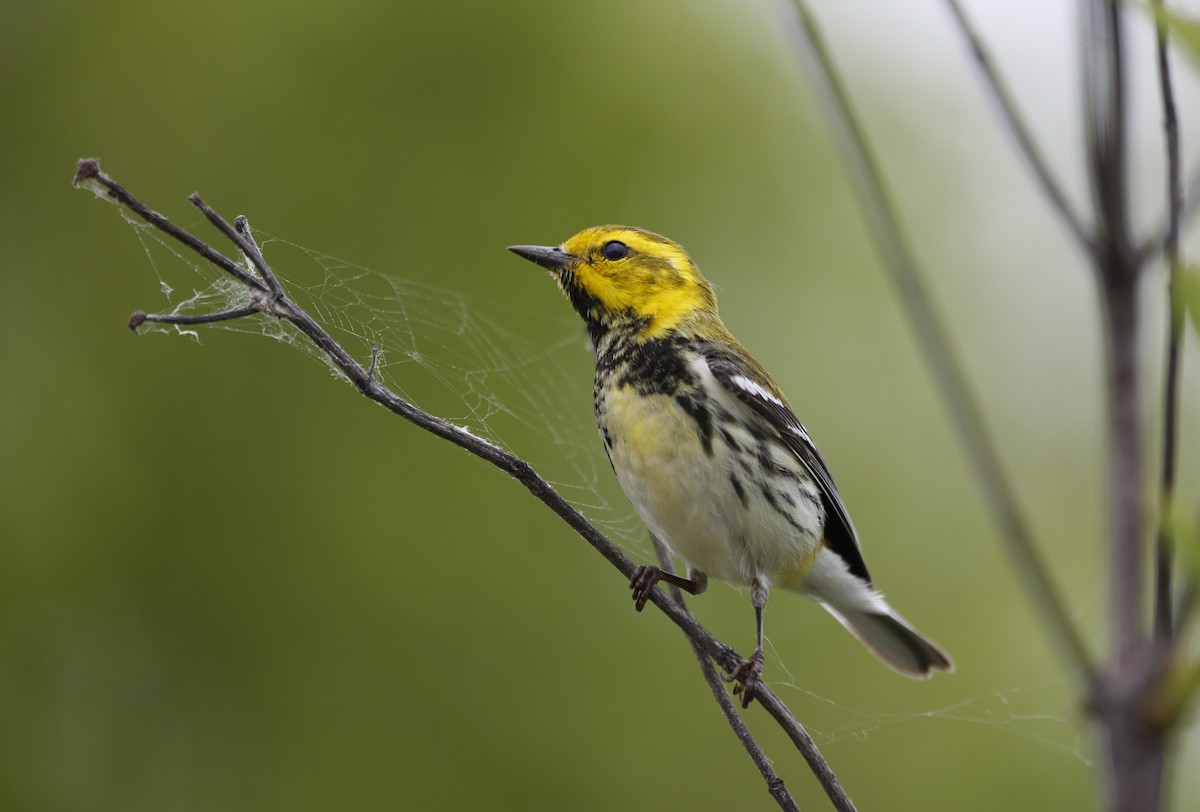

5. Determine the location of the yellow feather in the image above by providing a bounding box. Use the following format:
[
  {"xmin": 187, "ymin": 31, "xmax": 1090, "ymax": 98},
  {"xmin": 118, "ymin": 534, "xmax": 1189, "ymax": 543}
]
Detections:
[{"xmin": 560, "ymin": 225, "xmax": 719, "ymax": 338}]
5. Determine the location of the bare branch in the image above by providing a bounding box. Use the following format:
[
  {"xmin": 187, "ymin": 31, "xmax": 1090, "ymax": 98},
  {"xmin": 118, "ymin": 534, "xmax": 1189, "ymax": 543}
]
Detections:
[
  {"xmin": 1140, "ymin": 162, "xmax": 1200, "ymax": 262},
  {"xmin": 128, "ymin": 305, "xmax": 261, "ymax": 332},
  {"xmin": 782, "ymin": 0, "xmax": 1096, "ymax": 683},
  {"xmin": 1081, "ymin": 1, "xmax": 1166, "ymax": 809},
  {"xmin": 1082, "ymin": 0, "xmax": 1136, "ymax": 279},
  {"xmin": 75, "ymin": 159, "xmax": 855, "ymax": 812},
  {"xmin": 1150, "ymin": 0, "xmax": 1185, "ymax": 643},
  {"xmin": 73, "ymin": 159, "xmax": 267, "ymax": 294},
  {"xmin": 942, "ymin": 0, "xmax": 1095, "ymax": 256},
  {"xmin": 1081, "ymin": 0, "xmax": 1143, "ymax": 667},
  {"xmin": 187, "ymin": 194, "xmax": 287, "ymax": 309},
  {"xmin": 651, "ymin": 536, "xmax": 804, "ymax": 812},
  {"xmin": 234, "ymin": 214, "xmax": 285, "ymax": 299}
]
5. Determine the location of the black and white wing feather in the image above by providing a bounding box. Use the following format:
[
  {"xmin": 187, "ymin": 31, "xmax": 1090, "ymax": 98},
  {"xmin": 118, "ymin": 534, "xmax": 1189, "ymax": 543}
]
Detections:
[{"xmin": 706, "ymin": 355, "xmax": 872, "ymax": 585}]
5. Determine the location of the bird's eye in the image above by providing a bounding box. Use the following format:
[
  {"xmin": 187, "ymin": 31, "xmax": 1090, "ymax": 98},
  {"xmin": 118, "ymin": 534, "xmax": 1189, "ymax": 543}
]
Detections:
[{"xmin": 601, "ymin": 240, "xmax": 629, "ymax": 261}]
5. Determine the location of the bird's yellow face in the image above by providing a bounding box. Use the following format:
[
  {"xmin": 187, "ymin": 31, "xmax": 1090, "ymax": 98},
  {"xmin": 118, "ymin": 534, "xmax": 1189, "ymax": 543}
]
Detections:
[{"xmin": 510, "ymin": 225, "xmax": 718, "ymax": 339}]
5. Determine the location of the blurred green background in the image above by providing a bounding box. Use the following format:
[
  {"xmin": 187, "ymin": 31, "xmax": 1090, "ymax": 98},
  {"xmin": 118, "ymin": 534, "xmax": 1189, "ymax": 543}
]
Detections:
[{"xmin": 3, "ymin": 0, "xmax": 1199, "ymax": 809}]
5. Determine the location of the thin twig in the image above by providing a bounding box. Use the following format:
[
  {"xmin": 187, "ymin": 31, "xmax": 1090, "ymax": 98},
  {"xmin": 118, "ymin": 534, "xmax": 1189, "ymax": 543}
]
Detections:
[
  {"xmin": 1082, "ymin": 0, "xmax": 1143, "ymax": 668},
  {"xmin": 189, "ymin": 194, "xmax": 284, "ymax": 306},
  {"xmin": 1082, "ymin": 1, "xmax": 1166, "ymax": 810},
  {"xmin": 1082, "ymin": 0, "xmax": 1135, "ymax": 275},
  {"xmin": 1150, "ymin": 0, "xmax": 1184, "ymax": 643},
  {"xmin": 74, "ymin": 158, "xmax": 855, "ymax": 812},
  {"xmin": 234, "ymin": 214, "xmax": 285, "ymax": 298},
  {"xmin": 1140, "ymin": 163, "xmax": 1200, "ymax": 264},
  {"xmin": 128, "ymin": 305, "xmax": 261, "ymax": 331},
  {"xmin": 651, "ymin": 536, "xmax": 807, "ymax": 812},
  {"xmin": 782, "ymin": 0, "xmax": 1096, "ymax": 684},
  {"xmin": 942, "ymin": 0, "xmax": 1095, "ymax": 256},
  {"xmin": 73, "ymin": 159, "xmax": 267, "ymax": 295}
]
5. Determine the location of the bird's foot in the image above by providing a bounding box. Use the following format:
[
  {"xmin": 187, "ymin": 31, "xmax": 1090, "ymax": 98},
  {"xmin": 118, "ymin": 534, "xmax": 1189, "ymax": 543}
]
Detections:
[
  {"xmin": 629, "ymin": 565, "xmax": 663, "ymax": 612},
  {"xmin": 723, "ymin": 649, "xmax": 765, "ymax": 708}
]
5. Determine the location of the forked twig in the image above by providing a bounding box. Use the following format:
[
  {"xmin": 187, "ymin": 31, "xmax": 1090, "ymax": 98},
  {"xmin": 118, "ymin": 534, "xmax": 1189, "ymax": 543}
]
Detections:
[{"xmin": 73, "ymin": 158, "xmax": 855, "ymax": 812}]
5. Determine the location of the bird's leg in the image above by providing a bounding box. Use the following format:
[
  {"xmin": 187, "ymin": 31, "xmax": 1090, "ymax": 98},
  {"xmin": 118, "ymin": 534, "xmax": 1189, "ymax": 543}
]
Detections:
[
  {"xmin": 629, "ymin": 566, "xmax": 708, "ymax": 611},
  {"xmin": 725, "ymin": 579, "xmax": 768, "ymax": 708}
]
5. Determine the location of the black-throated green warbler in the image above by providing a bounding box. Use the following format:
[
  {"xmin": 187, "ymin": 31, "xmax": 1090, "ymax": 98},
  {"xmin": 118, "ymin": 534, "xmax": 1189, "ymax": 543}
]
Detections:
[{"xmin": 509, "ymin": 226, "xmax": 952, "ymax": 705}]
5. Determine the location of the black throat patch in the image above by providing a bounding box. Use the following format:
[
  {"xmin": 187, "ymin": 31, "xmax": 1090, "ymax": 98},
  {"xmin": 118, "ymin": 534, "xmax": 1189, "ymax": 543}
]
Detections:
[{"xmin": 598, "ymin": 337, "xmax": 714, "ymax": 454}]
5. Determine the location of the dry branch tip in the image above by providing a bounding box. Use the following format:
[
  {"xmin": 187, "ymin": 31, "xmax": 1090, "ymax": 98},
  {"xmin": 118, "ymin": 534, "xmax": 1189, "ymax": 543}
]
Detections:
[{"xmin": 73, "ymin": 158, "xmax": 101, "ymax": 186}]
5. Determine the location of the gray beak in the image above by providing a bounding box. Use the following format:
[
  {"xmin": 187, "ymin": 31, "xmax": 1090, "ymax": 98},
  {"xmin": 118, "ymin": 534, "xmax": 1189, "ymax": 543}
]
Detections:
[{"xmin": 507, "ymin": 244, "xmax": 575, "ymax": 270}]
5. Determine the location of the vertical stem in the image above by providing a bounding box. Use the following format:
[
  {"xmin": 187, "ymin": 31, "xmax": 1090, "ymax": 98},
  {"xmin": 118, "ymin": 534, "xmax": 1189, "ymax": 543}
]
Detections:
[
  {"xmin": 1081, "ymin": 0, "xmax": 1142, "ymax": 674},
  {"xmin": 1096, "ymin": 161, "xmax": 1164, "ymax": 812},
  {"xmin": 1101, "ymin": 276, "xmax": 1144, "ymax": 674},
  {"xmin": 1082, "ymin": 2, "xmax": 1165, "ymax": 810},
  {"xmin": 1082, "ymin": 0, "xmax": 1131, "ymax": 264},
  {"xmin": 1154, "ymin": 335, "xmax": 1181, "ymax": 639},
  {"xmin": 1150, "ymin": 0, "xmax": 1183, "ymax": 642}
]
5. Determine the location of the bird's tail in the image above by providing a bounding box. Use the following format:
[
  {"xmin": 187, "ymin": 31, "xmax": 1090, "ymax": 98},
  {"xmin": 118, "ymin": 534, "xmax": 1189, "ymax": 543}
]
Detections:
[{"xmin": 821, "ymin": 604, "xmax": 954, "ymax": 678}]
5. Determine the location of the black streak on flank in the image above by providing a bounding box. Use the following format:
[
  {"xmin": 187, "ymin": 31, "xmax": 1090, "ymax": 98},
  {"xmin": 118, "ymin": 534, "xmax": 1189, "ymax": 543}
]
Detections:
[
  {"xmin": 719, "ymin": 427, "xmax": 741, "ymax": 452},
  {"xmin": 759, "ymin": 480, "xmax": 816, "ymax": 541},
  {"xmin": 755, "ymin": 439, "xmax": 804, "ymax": 482},
  {"xmin": 730, "ymin": 473, "xmax": 748, "ymax": 507},
  {"xmin": 674, "ymin": 392, "xmax": 713, "ymax": 455}
]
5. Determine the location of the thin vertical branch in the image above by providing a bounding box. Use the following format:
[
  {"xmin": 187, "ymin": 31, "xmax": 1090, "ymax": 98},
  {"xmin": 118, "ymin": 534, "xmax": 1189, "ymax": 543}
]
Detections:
[
  {"xmin": 1149, "ymin": 0, "xmax": 1184, "ymax": 642},
  {"xmin": 650, "ymin": 537, "xmax": 806, "ymax": 812},
  {"xmin": 1082, "ymin": 0, "xmax": 1133, "ymax": 269},
  {"xmin": 1141, "ymin": 162, "xmax": 1200, "ymax": 261},
  {"xmin": 1081, "ymin": 0, "xmax": 1144, "ymax": 673},
  {"xmin": 1081, "ymin": 1, "xmax": 1166, "ymax": 810},
  {"xmin": 942, "ymin": 0, "xmax": 1095, "ymax": 256},
  {"xmin": 783, "ymin": 0, "xmax": 1096, "ymax": 683}
]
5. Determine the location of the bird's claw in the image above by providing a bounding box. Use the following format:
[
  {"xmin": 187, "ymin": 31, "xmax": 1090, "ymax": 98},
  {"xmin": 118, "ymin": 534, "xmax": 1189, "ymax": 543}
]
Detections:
[
  {"xmin": 629, "ymin": 565, "xmax": 661, "ymax": 612},
  {"xmin": 723, "ymin": 650, "xmax": 765, "ymax": 708}
]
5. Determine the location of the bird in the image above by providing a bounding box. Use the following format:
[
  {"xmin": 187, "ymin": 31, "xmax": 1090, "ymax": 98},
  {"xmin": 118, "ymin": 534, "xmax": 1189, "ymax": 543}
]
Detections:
[{"xmin": 509, "ymin": 225, "xmax": 952, "ymax": 706}]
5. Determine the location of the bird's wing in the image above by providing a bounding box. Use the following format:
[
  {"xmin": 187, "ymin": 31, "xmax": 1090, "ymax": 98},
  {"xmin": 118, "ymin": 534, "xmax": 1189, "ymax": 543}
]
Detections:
[{"xmin": 705, "ymin": 355, "xmax": 872, "ymax": 585}]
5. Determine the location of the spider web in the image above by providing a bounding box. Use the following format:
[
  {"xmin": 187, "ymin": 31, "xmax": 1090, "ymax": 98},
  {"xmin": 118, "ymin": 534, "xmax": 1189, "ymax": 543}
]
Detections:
[
  {"xmin": 766, "ymin": 633, "xmax": 1095, "ymax": 768},
  {"xmin": 117, "ymin": 210, "xmax": 1101, "ymax": 773},
  {"xmin": 120, "ymin": 210, "xmax": 649, "ymax": 547}
]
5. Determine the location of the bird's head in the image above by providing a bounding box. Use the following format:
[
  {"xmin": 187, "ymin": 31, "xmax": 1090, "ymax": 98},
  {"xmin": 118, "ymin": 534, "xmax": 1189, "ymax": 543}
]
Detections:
[{"xmin": 509, "ymin": 225, "xmax": 719, "ymax": 341}]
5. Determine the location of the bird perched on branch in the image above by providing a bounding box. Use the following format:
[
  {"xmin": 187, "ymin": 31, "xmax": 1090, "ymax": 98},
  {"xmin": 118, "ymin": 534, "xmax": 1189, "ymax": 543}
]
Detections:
[{"xmin": 509, "ymin": 226, "xmax": 951, "ymax": 706}]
